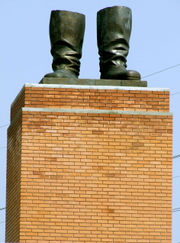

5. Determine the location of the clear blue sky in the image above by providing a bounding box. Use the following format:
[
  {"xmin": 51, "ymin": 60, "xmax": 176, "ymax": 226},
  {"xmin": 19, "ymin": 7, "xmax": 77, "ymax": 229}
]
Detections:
[{"xmin": 0, "ymin": 0, "xmax": 180, "ymax": 242}]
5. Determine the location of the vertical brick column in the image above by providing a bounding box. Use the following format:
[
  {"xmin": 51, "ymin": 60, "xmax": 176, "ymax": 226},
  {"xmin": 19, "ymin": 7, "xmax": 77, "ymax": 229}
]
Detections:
[{"xmin": 6, "ymin": 84, "xmax": 172, "ymax": 242}]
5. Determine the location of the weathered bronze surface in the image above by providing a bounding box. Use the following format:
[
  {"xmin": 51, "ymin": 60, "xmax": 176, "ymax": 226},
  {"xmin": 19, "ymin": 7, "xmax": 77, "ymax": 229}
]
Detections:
[
  {"xmin": 97, "ymin": 6, "xmax": 141, "ymax": 80},
  {"xmin": 44, "ymin": 10, "xmax": 85, "ymax": 78},
  {"xmin": 43, "ymin": 6, "xmax": 142, "ymax": 82}
]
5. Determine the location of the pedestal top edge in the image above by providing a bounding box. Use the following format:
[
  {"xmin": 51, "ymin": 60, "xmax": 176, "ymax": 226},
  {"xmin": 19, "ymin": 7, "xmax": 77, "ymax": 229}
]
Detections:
[
  {"xmin": 24, "ymin": 83, "xmax": 170, "ymax": 92},
  {"xmin": 10, "ymin": 83, "xmax": 170, "ymax": 109}
]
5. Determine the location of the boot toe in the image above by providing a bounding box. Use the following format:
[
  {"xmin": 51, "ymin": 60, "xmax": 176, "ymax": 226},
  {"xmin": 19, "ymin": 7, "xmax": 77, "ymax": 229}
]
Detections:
[{"xmin": 126, "ymin": 70, "xmax": 141, "ymax": 80}]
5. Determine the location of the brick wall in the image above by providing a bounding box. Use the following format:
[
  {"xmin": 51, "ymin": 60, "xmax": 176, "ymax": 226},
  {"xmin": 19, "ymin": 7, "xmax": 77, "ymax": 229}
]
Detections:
[
  {"xmin": 11, "ymin": 85, "xmax": 170, "ymax": 121},
  {"xmin": 6, "ymin": 84, "xmax": 172, "ymax": 242},
  {"xmin": 6, "ymin": 114, "xmax": 22, "ymax": 242}
]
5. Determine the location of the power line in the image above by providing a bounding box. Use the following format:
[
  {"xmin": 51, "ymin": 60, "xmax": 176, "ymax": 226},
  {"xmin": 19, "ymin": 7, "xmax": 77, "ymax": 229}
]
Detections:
[
  {"xmin": 0, "ymin": 207, "xmax": 6, "ymax": 211},
  {"xmin": 173, "ymin": 154, "xmax": 180, "ymax": 159},
  {"xmin": 142, "ymin": 63, "xmax": 180, "ymax": 79},
  {"xmin": 0, "ymin": 124, "xmax": 8, "ymax": 129},
  {"xmin": 141, "ymin": 63, "xmax": 180, "ymax": 95},
  {"xmin": 173, "ymin": 207, "xmax": 180, "ymax": 213}
]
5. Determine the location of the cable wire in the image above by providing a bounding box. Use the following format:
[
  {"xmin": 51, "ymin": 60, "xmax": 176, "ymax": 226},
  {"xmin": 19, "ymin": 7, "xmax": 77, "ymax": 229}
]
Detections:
[
  {"xmin": 173, "ymin": 154, "xmax": 180, "ymax": 159},
  {"xmin": 0, "ymin": 124, "xmax": 8, "ymax": 129},
  {"xmin": 173, "ymin": 176, "xmax": 180, "ymax": 179},
  {"xmin": 142, "ymin": 63, "xmax": 180, "ymax": 79},
  {"xmin": 173, "ymin": 207, "xmax": 180, "ymax": 213},
  {"xmin": 0, "ymin": 207, "xmax": 6, "ymax": 211}
]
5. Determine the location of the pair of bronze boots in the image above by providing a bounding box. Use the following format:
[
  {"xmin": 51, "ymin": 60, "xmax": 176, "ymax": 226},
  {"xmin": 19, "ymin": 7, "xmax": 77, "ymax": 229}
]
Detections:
[{"xmin": 45, "ymin": 6, "xmax": 141, "ymax": 80}]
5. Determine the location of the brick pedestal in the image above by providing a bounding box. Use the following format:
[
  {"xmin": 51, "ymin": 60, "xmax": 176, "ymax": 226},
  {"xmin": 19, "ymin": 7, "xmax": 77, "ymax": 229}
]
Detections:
[{"xmin": 6, "ymin": 83, "xmax": 172, "ymax": 242}]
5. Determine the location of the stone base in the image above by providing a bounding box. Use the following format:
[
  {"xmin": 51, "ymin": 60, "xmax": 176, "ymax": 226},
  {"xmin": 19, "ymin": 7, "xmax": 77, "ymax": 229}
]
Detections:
[
  {"xmin": 40, "ymin": 77, "xmax": 147, "ymax": 87},
  {"xmin": 6, "ymin": 83, "xmax": 172, "ymax": 242}
]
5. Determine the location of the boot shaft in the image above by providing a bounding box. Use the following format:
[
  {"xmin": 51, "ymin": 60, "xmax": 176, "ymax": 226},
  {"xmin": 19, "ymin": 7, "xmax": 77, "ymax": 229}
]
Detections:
[
  {"xmin": 50, "ymin": 10, "xmax": 85, "ymax": 53},
  {"xmin": 96, "ymin": 6, "xmax": 141, "ymax": 80},
  {"xmin": 97, "ymin": 6, "xmax": 132, "ymax": 71},
  {"xmin": 49, "ymin": 10, "xmax": 85, "ymax": 76},
  {"xmin": 97, "ymin": 6, "xmax": 132, "ymax": 49}
]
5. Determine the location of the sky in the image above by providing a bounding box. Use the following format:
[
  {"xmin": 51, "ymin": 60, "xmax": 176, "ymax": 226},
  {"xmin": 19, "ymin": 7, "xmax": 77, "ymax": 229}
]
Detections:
[{"xmin": 0, "ymin": 0, "xmax": 180, "ymax": 242}]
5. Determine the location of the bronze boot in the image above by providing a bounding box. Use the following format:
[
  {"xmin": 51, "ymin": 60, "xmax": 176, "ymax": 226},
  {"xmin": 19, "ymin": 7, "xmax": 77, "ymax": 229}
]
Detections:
[
  {"xmin": 97, "ymin": 6, "xmax": 141, "ymax": 80},
  {"xmin": 45, "ymin": 10, "xmax": 85, "ymax": 78}
]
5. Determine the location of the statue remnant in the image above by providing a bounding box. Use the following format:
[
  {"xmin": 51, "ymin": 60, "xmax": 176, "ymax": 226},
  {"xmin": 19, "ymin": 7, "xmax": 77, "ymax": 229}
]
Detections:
[
  {"xmin": 44, "ymin": 6, "xmax": 141, "ymax": 80},
  {"xmin": 45, "ymin": 10, "xmax": 85, "ymax": 79}
]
